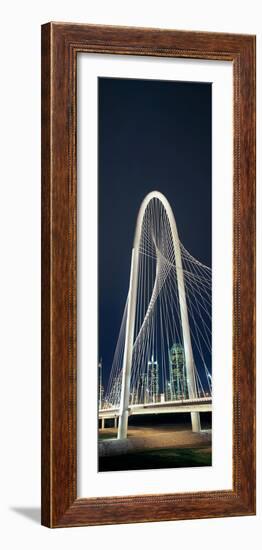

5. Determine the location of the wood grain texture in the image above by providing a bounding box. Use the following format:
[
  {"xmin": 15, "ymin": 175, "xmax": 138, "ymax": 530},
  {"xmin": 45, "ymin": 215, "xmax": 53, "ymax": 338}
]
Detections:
[{"xmin": 41, "ymin": 22, "xmax": 256, "ymax": 527}]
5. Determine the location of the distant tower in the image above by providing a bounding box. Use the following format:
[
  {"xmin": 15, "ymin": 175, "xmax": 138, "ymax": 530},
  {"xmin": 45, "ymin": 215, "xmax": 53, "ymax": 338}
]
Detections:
[
  {"xmin": 147, "ymin": 355, "xmax": 159, "ymax": 403},
  {"xmin": 110, "ymin": 371, "xmax": 122, "ymax": 407},
  {"xmin": 169, "ymin": 344, "xmax": 188, "ymax": 400},
  {"xmin": 138, "ymin": 372, "xmax": 149, "ymax": 404},
  {"xmin": 98, "ymin": 359, "xmax": 104, "ymax": 409}
]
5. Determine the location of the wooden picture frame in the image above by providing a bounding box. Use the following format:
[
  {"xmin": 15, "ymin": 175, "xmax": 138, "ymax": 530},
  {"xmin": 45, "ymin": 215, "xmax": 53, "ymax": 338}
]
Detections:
[{"xmin": 41, "ymin": 22, "xmax": 256, "ymax": 527}]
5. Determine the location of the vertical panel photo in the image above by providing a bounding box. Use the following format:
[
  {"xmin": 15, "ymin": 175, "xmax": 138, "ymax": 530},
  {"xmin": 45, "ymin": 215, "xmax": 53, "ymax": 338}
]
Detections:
[{"xmin": 97, "ymin": 77, "xmax": 212, "ymax": 473}]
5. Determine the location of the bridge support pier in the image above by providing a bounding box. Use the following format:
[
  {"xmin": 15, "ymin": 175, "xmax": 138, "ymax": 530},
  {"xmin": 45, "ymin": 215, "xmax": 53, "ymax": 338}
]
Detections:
[
  {"xmin": 191, "ymin": 412, "xmax": 201, "ymax": 432},
  {"xmin": 114, "ymin": 417, "xmax": 118, "ymax": 429},
  {"xmin": 118, "ymin": 410, "xmax": 129, "ymax": 439},
  {"xmin": 101, "ymin": 418, "xmax": 105, "ymax": 430},
  {"xmin": 118, "ymin": 248, "xmax": 139, "ymax": 440}
]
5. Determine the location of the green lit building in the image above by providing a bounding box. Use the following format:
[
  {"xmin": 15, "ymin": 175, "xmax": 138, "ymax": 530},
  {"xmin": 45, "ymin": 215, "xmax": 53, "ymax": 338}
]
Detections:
[{"xmin": 168, "ymin": 343, "xmax": 188, "ymax": 400}]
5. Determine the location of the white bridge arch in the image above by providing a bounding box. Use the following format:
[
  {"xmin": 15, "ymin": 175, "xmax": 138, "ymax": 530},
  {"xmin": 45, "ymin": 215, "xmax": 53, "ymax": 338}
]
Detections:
[{"xmin": 118, "ymin": 191, "xmax": 202, "ymax": 439}]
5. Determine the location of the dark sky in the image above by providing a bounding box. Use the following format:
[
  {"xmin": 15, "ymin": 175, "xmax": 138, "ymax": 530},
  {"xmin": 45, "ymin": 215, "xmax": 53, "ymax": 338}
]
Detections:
[{"xmin": 98, "ymin": 77, "xmax": 212, "ymax": 387}]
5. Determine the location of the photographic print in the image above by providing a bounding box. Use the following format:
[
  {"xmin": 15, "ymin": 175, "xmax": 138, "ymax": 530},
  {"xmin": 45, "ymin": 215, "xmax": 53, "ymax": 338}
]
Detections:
[{"xmin": 98, "ymin": 77, "xmax": 212, "ymax": 472}]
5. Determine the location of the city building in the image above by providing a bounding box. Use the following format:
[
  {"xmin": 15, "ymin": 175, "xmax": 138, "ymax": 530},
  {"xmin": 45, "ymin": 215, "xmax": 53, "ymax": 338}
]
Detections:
[
  {"xmin": 137, "ymin": 372, "xmax": 148, "ymax": 404},
  {"xmin": 147, "ymin": 355, "xmax": 159, "ymax": 402},
  {"xmin": 110, "ymin": 371, "xmax": 122, "ymax": 407},
  {"xmin": 168, "ymin": 343, "xmax": 188, "ymax": 400},
  {"xmin": 135, "ymin": 355, "xmax": 159, "ymax": 404}
]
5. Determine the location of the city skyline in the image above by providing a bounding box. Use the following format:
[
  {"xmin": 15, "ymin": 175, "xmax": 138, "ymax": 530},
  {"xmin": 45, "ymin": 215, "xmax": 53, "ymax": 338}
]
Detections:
[{"xmin": 99, "ymin": 341, "xmax": 212, "ymax": 410}]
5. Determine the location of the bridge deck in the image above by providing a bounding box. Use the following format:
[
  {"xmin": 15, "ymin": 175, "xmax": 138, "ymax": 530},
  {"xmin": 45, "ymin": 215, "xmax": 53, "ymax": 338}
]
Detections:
[{"xmin": 99, "ymin": 398, "xmax": 212, "ymax": 419}]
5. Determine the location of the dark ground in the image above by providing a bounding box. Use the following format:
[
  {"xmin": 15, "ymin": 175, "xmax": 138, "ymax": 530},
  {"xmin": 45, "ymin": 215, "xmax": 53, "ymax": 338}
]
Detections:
[
  {"xmin": 99, "ymin": 446, "xmax": 211, "ymax": 472},
  {"xmin": 98, "ymin": 412, "xmax": 212, "ymax": 472}
]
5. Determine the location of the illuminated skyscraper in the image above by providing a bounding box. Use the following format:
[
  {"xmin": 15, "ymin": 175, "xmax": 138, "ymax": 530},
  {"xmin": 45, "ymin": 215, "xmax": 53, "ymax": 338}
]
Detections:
[
  {"xmin": 136, "ymin": 356, "xmax": 159, "ymax": 404},
  {"xmin": 147, "ymin": 355, "xmax": 159, "ymax": 403},
  {"xmin": 110, "ymin": 371, "xmax": 122, "ymax": 407},
  {"xmin": 169, "ymin": 343, "xmax": 188, "ymax": 399},
  {"xmin": 139, "ymin": 372, "xmax": 149, "ymax": 403}
]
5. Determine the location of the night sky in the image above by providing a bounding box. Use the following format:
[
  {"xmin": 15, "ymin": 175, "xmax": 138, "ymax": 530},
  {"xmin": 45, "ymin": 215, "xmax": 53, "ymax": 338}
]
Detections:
[{"xmin": 98, "ymin": 77, "xmax": 212, "ymax": 388}]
